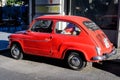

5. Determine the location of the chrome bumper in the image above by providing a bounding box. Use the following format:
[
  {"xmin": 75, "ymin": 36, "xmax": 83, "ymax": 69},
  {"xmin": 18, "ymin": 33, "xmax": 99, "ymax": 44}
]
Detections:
[{"xmin": 92, "ymin": 48, "xmax": 117, "ymax": 61}]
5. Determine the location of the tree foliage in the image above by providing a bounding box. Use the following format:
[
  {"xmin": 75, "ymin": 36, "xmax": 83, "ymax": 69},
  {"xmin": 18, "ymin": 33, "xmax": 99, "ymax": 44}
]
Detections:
[{"xmin": 6, "ymin": 0, "xmax": 23, "ymax": 6}]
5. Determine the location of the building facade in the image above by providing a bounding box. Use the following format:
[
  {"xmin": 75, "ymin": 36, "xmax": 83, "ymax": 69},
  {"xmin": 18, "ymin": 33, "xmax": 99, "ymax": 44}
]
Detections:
[{"xmin": 29, "ymin": 0, "xmax": 119, "ymax": 47}]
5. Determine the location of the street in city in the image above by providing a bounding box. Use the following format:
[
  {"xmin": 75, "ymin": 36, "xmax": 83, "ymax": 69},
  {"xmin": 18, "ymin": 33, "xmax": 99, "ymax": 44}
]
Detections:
[{"xmin": 0, "ymin": 49, "xmax": 120, "ymax": 80}]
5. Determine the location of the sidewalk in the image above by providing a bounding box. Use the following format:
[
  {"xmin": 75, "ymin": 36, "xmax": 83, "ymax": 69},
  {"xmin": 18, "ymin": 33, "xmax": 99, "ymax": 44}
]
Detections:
[{"xmin": 0, "ymin": 32, "xmax": 11, "ymax": 50}]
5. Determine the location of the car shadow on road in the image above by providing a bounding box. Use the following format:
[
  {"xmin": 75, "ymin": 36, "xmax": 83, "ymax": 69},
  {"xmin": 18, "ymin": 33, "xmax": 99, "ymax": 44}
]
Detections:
[
  {"xmin": 24, "ymin": 54, "xmax": 69, "ymax": 69},
  {"xmin": 93, "ymin": 60, "xmax": 120, "ymax": 77},
  {"xmin": 0, "ymin": 49, "xmax": 10, "ymax": 57},
  {"xmin": 0, "ymin": 50, "xmax": 69, "ymax": 69}
]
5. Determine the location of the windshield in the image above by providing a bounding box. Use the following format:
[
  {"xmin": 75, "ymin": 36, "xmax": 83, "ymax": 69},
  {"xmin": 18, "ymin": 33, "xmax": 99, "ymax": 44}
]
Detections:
[{"xmin": 84, "ymin": 21, "xmax": 100, "ymax": 30}]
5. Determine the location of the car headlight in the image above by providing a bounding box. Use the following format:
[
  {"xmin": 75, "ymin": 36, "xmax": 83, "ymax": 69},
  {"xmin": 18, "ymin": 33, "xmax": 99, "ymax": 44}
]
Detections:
[{"xmin": 96, "ymin": 47, "xmax": 101, "ymax": 55}]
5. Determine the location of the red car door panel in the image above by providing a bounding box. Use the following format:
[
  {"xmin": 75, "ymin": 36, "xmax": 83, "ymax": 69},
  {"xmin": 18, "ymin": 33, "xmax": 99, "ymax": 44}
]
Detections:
[{"xmin": 23, "ymin": 31, "xmax": 52, "ymax": 56}]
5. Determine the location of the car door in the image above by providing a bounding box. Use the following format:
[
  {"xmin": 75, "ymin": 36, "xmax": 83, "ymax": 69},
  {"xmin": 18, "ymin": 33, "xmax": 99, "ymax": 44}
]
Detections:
[
  {"xmin": 23, "ymin": 20, "xmax": 53, "ymax": 56},
  {"xmin": 51, "ymin": 20, "xmax": 82, "ymax": 58}
]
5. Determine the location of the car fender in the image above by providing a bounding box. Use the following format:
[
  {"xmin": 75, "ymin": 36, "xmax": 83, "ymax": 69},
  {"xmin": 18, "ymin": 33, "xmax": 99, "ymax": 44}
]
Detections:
[
  {"xmin": 59, "ymin": 42, "xmax": 97, "ymax": 61},
  {"xmin": 10, "ymin": 37, "xmax": 24, "ymax": 51}
]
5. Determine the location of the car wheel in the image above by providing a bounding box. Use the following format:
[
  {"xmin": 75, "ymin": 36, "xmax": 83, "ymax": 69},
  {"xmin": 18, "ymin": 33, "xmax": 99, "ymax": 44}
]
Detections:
[
  {"xmin": 10, "ymin": 44, "xmax": 23, "ymax": 60},
  {"xmin": 67, "ymin": 52, "xmax": 87, "ymax": 70}
]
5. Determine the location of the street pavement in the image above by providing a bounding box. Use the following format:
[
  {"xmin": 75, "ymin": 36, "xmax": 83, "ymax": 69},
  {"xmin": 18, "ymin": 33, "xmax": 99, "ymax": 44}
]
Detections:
[{"xmin": 0, "ymin": 50, "xmax": 120, "ymax": 80}]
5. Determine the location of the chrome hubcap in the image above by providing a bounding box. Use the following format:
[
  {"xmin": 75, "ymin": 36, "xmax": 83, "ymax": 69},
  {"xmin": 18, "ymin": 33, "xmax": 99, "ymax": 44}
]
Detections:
[
  {"xmin": 11, "ymin": 47, "xmax": 20, "ymax": 57},
  {"xmin": 71, "ymin": 57, "xmax": 80, "ymax": 67}
]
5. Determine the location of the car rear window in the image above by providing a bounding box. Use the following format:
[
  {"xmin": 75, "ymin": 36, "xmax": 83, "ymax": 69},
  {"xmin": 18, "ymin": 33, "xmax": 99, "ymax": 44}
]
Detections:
[{"xmin": 84, "ymin": 21, "xmax": 100, "ymax": 30}]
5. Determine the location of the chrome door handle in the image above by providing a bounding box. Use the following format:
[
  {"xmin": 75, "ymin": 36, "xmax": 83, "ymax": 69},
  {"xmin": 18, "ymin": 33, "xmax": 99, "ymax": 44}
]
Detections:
[{"xmin": 45, "ymin": 36, "xmax": 52, "ymax": 41}]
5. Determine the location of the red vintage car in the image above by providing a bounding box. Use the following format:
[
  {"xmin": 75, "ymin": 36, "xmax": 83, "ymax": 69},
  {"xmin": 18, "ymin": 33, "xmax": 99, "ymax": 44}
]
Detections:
[{"xmin": 8, "ymin": 15, "xmax": 116, "ymax": 70}]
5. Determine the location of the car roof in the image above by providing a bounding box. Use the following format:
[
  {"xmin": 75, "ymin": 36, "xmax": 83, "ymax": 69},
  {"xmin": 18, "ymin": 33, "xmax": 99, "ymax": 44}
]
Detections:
[{"xmin": 36, "ymin": 15, "xmax": 91, "ymax": 23}]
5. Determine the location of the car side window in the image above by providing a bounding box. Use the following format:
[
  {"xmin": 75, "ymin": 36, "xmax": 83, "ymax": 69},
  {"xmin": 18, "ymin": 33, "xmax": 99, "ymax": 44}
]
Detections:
[
  {"xmin": 31, "ymin": 20, "xmax": 53, "ymax": 33},
  {"xmin": 55, "ymin": 21, "xmax": 81, "ymax": 35}
]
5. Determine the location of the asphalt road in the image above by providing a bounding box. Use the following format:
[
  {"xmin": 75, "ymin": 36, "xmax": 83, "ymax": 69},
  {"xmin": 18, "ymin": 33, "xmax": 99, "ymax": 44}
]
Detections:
[{"xmin": 0, "ymin": 50, "xmax": 120, "ymax": 80}]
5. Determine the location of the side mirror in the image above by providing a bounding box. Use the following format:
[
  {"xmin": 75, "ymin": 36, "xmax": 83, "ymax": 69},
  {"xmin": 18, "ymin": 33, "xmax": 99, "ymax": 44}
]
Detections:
[
  {"xmin": 23, "ymin": 30, "xmax": 31, "ymax": 35},
  {"xmin": 27, "ymin": 30, "xmax": 31, "ymax": 32}
]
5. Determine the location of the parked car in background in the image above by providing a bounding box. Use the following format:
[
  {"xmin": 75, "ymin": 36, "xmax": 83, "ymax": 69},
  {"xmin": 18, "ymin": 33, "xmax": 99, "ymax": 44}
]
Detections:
[{"xmin": 8, "ymin": 15, "xmax": 116, "ymax": 70}]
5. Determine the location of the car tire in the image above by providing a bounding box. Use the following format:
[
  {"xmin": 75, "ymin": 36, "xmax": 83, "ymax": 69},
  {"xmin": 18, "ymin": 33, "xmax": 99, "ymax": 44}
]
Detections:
[
  {"xmin": 67, "ymin": 52, "xmax": 87, "ymax": 70},
  {"xmin": 10, "ymin": 44, "xmax": 23, "ymax": 60}
]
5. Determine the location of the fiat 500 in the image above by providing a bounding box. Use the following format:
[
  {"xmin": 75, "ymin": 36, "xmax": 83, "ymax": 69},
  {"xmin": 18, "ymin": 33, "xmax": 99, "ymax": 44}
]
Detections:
[{"xmin": 8, "ymin": 15, "xmax": 116, "ymax": 70}]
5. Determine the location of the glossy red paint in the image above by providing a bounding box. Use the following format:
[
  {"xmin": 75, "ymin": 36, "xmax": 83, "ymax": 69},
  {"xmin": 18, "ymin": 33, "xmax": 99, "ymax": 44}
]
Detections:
[{"xmin": 8, "ymin": 15, "xmax": 116, "ymax": 62}]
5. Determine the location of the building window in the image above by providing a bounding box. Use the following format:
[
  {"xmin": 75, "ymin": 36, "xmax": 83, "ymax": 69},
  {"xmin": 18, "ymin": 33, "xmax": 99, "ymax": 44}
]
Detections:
[
  {"xmin": 71, "ymin": 0, "xmax": 118, "ymax": 30},
  {"xmin": 34, "ymin": 0, "xmax": 60, "ymax": 17}
]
